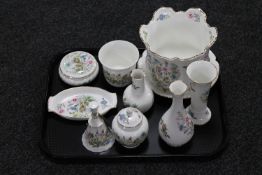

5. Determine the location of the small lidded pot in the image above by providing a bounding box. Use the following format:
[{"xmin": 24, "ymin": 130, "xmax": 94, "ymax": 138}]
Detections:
[{"xmin": 112, "ymin": 107, "xmax": 149, "ymax": 148}]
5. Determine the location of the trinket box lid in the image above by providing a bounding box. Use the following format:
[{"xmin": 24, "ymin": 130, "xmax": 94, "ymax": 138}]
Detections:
[
  {"xmin": 117, "ymin": 107, "xmax": 143, "ymax": 128},
  {"xmin": 59, "ymin": 51, "xmax": 99, "ymax": 85}
]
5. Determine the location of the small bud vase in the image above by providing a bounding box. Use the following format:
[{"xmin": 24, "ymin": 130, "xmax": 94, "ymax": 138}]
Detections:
[
  {"xmin": 123, "ymin": 69, "xmax": 154, "ymax": 113},
  {"xmin": 159, "ymin": 80, "xmax": 194, "ymax": 147},
  {"xmin": 82, "ymin": 102, "xmax": 115, "ymax": 153}
]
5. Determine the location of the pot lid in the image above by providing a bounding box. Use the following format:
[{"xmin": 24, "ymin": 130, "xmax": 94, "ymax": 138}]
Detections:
[
  {"xmin": 117, "ymin": 107, "xmax": 143, "ymax": 128},
  {"xmin": 60, "ymin": 51, "xmax": 97, "ymax": 79}
]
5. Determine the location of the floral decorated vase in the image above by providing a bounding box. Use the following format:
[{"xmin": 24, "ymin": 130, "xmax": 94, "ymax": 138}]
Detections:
[
  {"xmin": 186, "ymin": 60, "xmax": 219, "ymax": 125},
  {"xmin": 123, "ymin": 69, "xmax": 154, "ymax": 113},
  {"xmin": 159, "ymin": 80, "xmax": 194, "ymax": 147},
  {"xmin": 139, "ymin": 7, "xmax": 218, "ymax": 97},
  {"xmin": 112, "ymin": 107, "xmax": 149, "ymax": 148}
]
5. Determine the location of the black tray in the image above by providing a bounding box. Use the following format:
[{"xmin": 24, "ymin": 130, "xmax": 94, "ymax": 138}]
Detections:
[{"xmin": 40, "ymin": 48, "xmax": 227, "ymax": 160}]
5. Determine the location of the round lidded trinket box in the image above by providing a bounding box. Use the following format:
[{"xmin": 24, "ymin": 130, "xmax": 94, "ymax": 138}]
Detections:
[
  {"xmin": 59, "ymin": 51, "xmax": 99, "ymax": 86},
  {"xmin": 112, "ymin": 107, "xmax": 149, "ymax": 148}
]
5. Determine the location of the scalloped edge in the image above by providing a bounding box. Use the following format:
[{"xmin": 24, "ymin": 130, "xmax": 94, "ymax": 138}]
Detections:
[{"xmin": 139, "ymin": 7, "xmax": 218, "ymax": 62}]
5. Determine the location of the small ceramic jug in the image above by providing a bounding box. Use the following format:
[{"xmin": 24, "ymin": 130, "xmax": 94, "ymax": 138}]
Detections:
[
  {"xmin": 112, "ymin": 107, "xmax": 149, "ymax": 148},
  {"xmin": 159, "ymin": 80, "xmax": 194, "ymax": 147},
  {"xmin": 123, "ymin": 69, "xmax": 154, "ymax": 113},
  {"xmin": 82, "ymin": 102, "xmax": 115, "ymax": 152}
]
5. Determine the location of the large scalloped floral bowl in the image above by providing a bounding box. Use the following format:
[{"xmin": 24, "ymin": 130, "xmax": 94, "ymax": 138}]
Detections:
[{"xmin": 139, "ymin": 7, "xmax": 218, "ymax": 98}]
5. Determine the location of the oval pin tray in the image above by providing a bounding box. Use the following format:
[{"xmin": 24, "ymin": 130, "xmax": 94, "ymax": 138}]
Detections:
[
  {"xmin": 48, "ymin": 86, "xmax": 117, "ymax": 121},
  {"xmin": 39, "ymin": 48, "xmax": 227, "ymax": 161}
]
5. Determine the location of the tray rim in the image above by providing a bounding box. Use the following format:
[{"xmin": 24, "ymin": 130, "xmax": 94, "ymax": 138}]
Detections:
[{"xmin": 39, "ymin": 48, "xmax": 228, "ymax": 161}]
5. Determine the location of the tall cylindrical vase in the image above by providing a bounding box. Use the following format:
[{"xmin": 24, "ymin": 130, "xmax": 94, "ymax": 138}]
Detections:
[{"xmin": 186, "ymin": 61, "xmax": 219, "ymax": 125}]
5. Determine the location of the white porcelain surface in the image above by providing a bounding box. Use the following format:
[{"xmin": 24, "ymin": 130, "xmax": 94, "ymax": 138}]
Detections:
[
  {"xmin": 112, "ymin": 107, "xmax": 149, "ymax": 148},
  {"xmin": 159, "ymin": 81, "xmax": 194, "ymax": 147},
  {"xmin": 139, "ymin": 7, "xmax": 217, "ymax": 97},
  {"xmin": 98, "ymin": 40, "xmax": 139, "ymax": 87},
  {"xmin": 59, "ymin": 51, "xmax": 99, "ymax": 86},
  {"xmin": 48, "ymin": 86, "xmax": 117, "ymax": 121},
  {"xmin": 82, "ymin": 102, "xmax": 115, "ymax": 152},
  {"xmin": 138, "ymin": 50, "xmax": 219, "ymax": 98},
  {"xmin": 123, "ymin": 69, "xmax": 154, "ymax": 113},
  {"xmin": 186, "ymin": 60, "xmax": 219, "ymax": 125}
]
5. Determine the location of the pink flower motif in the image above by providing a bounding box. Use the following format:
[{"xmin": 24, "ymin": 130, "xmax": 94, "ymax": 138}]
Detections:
[
  {"xmin": 72, "ymin": 98, "xmax": 77, "ymax": 102},
  {"xmin": 188, "ymin": 13, "xmax": 193, "ymax": 18},
  {"xmin": 88, "ymin": 60, "xmax": 93, "ymax": 64},
  {"xmin": 59, "ymin": 109, "xmax": 64, "ymax": 113},
  {"xmin": 162, "ymin": 67, "xmax": 168, "ymax": 71}
]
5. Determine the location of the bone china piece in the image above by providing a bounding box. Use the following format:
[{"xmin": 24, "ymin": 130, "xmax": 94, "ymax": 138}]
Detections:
[
  {"xmin": 112, "ymin": 107, "xmax": 149, "ymax": 148},
  {"xmin": 48, "ymin": 87, "xmax": 117, "ymax": 121},
  {"xmin": 123, "ymin": 69, "xmax": 154, "ymax": 113},
  {"xmin": 59, "ymin": 51, "xmax": 99, "ymax": 86},
  {"xmin": 98, "ymin": 40, "xmax": 139, "ymax": 87},
  {"xmin": 139, "ymin": 7, "xmax": 218, "ymax": 97},
  {"xmin": 159, "ymin": 80, "xmax": 194, "ymax": 147},
  {"xmin": 138, "ymin": 50, "xmax": 220, "ymax": 98},
  {"xmin": 82, "ymin": 102, "xmax": 115, "ymax": 152},
  {"xmin": 186, "ymin": 60, "xmax": 219, "ymax": 125}
]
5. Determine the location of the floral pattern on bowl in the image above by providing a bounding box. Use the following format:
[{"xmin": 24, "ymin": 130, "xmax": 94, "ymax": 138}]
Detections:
[
  {"xmin": 48, "ymin": 86, "xmax": 117, "ymax": 121},
  {"xmin": 146, "ymin": 53, "xmax": 180, "ymax": 93},
  {"xmin": 103, "ymin": 70, "xmax": 131, "ymax": 87},
  {"xmin": 138, "ymin": 50, "xmax": 220, "ymax": 98},
  {"xmin": 55, "ymin": 95, "xmax": 109, "ymax": 119}
]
